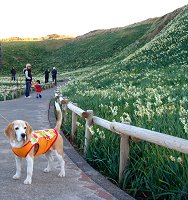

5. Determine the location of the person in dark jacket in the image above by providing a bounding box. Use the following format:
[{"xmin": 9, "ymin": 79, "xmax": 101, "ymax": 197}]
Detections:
[
  {"xmin": 11, "ymin": 67, "xmax": 16, "ymax": 81},
  {"xmin": 24, "ymin": 63, "xmax": 32, "ymax": 98},
  {"xmin": 51, "ymin": 67, "xmax": 57, "ymax": 85},
  {"xmin": 44, "ymin": 69, "xmax": 50, "ymax": 83}
]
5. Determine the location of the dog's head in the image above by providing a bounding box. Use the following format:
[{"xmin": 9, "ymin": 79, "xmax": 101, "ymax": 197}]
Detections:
[{"xmin": 4, "ymin": 120, "xmax": 32, "ymax": 147}]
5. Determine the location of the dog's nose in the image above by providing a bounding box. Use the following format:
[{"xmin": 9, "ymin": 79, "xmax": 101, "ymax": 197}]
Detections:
[{"xmin": 21, "ymin": 133, "xmax": 26, "ymax": 138}]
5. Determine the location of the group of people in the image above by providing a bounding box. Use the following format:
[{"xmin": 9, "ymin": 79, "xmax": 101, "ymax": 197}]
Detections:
[
  {"xmin": 44, "ymin": 67, "xmax": 57, "ymax": 85},
  {"xmin": 22, "ymin": 63, "xmax": 58, "ymax": 98}
]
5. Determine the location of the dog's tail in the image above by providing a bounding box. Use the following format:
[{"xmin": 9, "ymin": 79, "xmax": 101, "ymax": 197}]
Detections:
[{"xmin": 54, "ymin": 101, "xmax": 62, "ymax": 133}]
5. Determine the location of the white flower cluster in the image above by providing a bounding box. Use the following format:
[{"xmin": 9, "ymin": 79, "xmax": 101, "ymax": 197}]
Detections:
[
  {"xmin": 169, "ymin": 155, "xmax": 183, "ymax": 164},
  {"xmin": 179, "ymin": 98, "xmax": 188, "ymax": 133}
]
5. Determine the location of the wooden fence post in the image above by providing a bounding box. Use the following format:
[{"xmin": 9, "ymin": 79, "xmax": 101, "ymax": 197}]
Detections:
[
  {"xmin": 19, "ymin": 89, "xmax": 21, "ymax": 96},
  {"xmin": 84, "ymin": 110, "xmax": 93, "ymax": 155},
  {"xmin": 3, "ymin": 91, "xmax": 6, "ymax": 101},
  {"xmin": 119, "ymin": 134, "xmax": 129, "ymax": 183},
  {"xmin": 11, "ymin": 90, "xmax": 15, "ymax": 99},
  {"xmin": 15, "ymin": 90, "xmax": 17, "ymax": 98},
  {"xmin": 71, "ymin": 103, "xmax": 78, "ymax": 141},
  {"xmin": 62, "ymin": 97, "xmax": 69, "ymax": 123}
]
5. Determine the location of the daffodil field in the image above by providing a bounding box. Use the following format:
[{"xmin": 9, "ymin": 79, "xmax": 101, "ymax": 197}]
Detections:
[
  {"xmin": 60, "ymin": 6, "xmax": 188, "ymax": 199},
  {"xmin": 60, "ymin": 62, "xmax": 188, "ymax": 199}
]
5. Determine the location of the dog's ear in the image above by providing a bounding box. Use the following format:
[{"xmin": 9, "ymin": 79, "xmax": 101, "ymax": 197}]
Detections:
[
  {"xmin": 4, "ymin": 123, "xmax": 14, "ymax": 138},
  {"xmin": 25, "ymin": 122, "xmax": 33, "ymax": 135}
]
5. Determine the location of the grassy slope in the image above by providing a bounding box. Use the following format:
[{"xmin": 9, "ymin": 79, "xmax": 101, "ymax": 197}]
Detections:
[
  {"xmin": 1, "ymin": 39, "xmax": 70, "ymax": 75},
  {"xmin": 121, "ymin": 6, "xmax": 188, "ymax": 70},
  {"xmin": 1, "ymin": 22, "xmax": 151, "ymax": 75},
  {"xmin": 61, "ymin": 5, "xmax": 188, "ymax": 199},
  {"xmin": 50, "ymin": 7, "xmax": 182, "ymax": 70},
  {"xmin": 1, "ymin": 7, "xmax": 181, "ymax": 75}
]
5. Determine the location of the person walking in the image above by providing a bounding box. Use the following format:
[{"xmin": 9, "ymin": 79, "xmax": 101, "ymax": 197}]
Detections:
[
  {"xmin": 11, "ymin": 67, "xmax": 16, "ymax": 81},
  {"xmin": 44, "ymin": 69, "xmax": 50, "ymax": 83},
  {"xmin": 51, "ymin": 66, "xmax": 57, "ymax": 85},
  {"xmin": 24, "ymin": 63, "xmax": 32, "ymax": 98}
]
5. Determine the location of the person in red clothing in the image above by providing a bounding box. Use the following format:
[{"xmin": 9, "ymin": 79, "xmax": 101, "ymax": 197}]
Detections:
[{"xmin": 34, "ymin": 80, "xmax": 43, "ymax": 98}]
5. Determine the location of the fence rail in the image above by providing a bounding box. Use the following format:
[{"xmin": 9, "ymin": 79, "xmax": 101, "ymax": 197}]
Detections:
[
  {"xmin": 54, "ymin": 87, "xmax": 188, "ymax": 183},
  {"xmin": 0, "ymin": 87, "xmax": 25, "ymax": 101},
  {"xmin": 1, "ymin": 82, "xmax": 54, "ymax": 101}
]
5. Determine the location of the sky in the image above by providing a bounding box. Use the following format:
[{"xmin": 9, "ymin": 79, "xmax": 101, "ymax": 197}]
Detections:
[{"xmin": 0, "ymin": 0, "xmax": 187, "ymax": 38}]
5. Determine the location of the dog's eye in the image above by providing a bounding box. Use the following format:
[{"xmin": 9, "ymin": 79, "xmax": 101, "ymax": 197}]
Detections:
[
  {"xmin": 15, "ymin": 127, "xmax": 19, "ymax": 130},
  {"xmin": 24, "ymin": 127, "xmax": 27, "ymax": 129}
]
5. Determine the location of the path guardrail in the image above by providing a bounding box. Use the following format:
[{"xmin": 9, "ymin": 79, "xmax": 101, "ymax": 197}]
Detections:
[
  {"xmin": 1, "ymin": 82, "xmax": 54, "ymax": 101},
  {"xmin": 54, "ymin": 86, "xmax": 188, "ymax": 183}
]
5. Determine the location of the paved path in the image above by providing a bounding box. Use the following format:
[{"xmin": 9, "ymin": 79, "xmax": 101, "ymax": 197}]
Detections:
[{"xmin": 0, "ymin": 83, "xmax": 134, "ymax": 200}]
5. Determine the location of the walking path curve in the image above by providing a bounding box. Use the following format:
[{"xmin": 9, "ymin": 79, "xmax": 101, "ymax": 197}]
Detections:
[{"xmin": 0, "ymin": 82, "xmax": 134, "ymax": 200}]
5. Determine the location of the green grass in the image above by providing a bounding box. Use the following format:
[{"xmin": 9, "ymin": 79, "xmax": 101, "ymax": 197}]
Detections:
[
  {"xmin": 59, "ymin": 6, "xmax": 188, "ymax": 199},
  {"xmin": 1, "ymin": 8, "xmax": 179, "ymax": 75},
  {"xmin": 1, "ymin": 40, "xmax": 67, "ymax": 75}
]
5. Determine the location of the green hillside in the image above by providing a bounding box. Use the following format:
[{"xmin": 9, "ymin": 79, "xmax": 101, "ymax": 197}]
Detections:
[
  {"xmin": 0, "ymin": 6, "xmax": 181, "ymax": 75},
  {"xmin": 121, "ymin": 6, "xmax": 188, "ymax": 70},
  {"xmin": 60, "ymin": 5, "xmax": 188, "ymax": 200},
  {"xmin": 1, "ymin": 39, "xmax": 69, "ymax": 75},
  {"xmin": 1, "ymin": 4, "xmax": 188, "ymax": 199}
]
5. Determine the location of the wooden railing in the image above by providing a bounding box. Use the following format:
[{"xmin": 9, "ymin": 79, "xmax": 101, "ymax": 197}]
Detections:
[
  {"xmin": 54, "ymin": 87, "xmax": 188, "ymax": 183},
  {"xmin": 1, "ymin": 82, "xmax": 54, "ymax": 101},
  {"xmin": 0, "ymin": 87, "xmax": 25, "ymax": 101}
]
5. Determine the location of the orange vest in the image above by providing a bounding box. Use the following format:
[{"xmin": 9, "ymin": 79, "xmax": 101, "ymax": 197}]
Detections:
[{"xmin": 12, "ymin": 129, "xmax": 58, "ymax": 158}]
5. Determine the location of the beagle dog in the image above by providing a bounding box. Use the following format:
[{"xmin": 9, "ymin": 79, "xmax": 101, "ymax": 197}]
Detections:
[{"xmin": 4, "ymin": 102, "xmax": 65, "ymax": 184}]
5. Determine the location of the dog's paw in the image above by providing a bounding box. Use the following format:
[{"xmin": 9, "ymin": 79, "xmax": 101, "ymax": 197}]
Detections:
[
  {"xmin": 58, "ymin": 171, "xmax": 65, "ymax": 177},
  {"xmin": 24, "ymin": 178, "xmax": 32, "ymax": 184},
  {"xmin": 43, "ymin": 168, "xmax": 51, "ymax": 173},
  {"xmin": 13, "ymin": 174, "xmax": 20, "ymax": 179}
]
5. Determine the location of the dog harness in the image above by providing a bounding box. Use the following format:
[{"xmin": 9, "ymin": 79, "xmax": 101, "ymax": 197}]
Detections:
[{"xmin": 12, "ymin": 129, "xmax": 58, "ymax": 158}]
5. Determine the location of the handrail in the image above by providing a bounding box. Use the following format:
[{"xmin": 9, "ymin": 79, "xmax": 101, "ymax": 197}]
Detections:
[
  {"xmin": 93, "ymin": 116, "xmax": 112, "ymax": 132},
  {"xmin": 1, "ymin": 87, "xmax": 25, "ymax": 101},
  {"xmin": 1, "ymin": 82, "xmax": 54, "ymax": 101},
  {"xmin": 110, "ymin": 122, "xmax": 188, "ymax": 154},
  {"xmin": 54, "ymin": 87, "xmax": 188, "ymax": 182}
]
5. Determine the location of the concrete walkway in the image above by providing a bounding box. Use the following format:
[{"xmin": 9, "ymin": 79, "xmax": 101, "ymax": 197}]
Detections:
[{"xmin": 0, "ymin": 83, "xmax": 134, "ymax": 200}]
